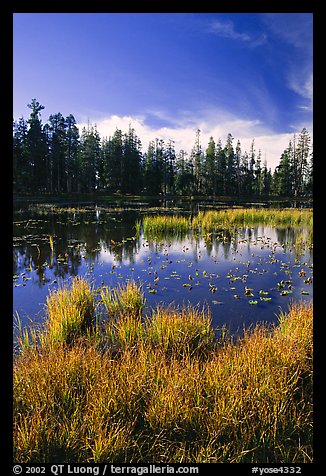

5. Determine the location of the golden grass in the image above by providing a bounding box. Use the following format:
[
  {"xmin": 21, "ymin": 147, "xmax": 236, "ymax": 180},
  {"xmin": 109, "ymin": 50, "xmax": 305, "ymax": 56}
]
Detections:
[
  {"xmin": 144, "ymin": 305, "xmax": 215, "ymax": 358},
  {"xmin": 14, "ymin": 279, "xmax": 313, "ymax": 463},
  {"xmin": 142, "ymin": 214, "xmax": 190, "ymax": 238},
  {"xmin": 192, "ymin": 207, "xmax": 313, "ymax": 231},
  {"xmin": 100, "ymin": 281, "xmax": 146, "ymax": 350},
  {"xmin": 141, "ymin": 208, "xmax": 313, "ymax": 243},
  {"xmin": 100, "ymin": 280, "xmax": 145, "ymax": 321},
  {"xmin": 44, "ymin": 277, "xmax": 95, "ymax": 347}
]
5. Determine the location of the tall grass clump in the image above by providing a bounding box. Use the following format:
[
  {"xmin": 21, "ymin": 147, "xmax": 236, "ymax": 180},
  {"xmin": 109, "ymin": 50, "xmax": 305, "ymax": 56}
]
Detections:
[
  {"xmin": 100, "ymin": 280, "xmax": 145, "ymax": 321},
  {"xmin": 14, "ymin": 277, "xmax": 313, "ymax": 463},
  {"xmin": 143, "ymin": 214, "xmax": 190, "ymax": 239},
  {"xmin": 134, "ymin": 219, "xmax": 142, "ymax": 237},
  {"xmin": 100, "ymin": 280, "xmax": 146, "ymax": 350},
  {"xmin": 144, "ymin": 305, "xmax": 215, "ymax": 358},
  {"xmin": 199, "ymin": 302, "xmax": 313, "ymax": 463},
  {"xmin": 192, "ymin": 207, "xmax": 313, "ymax": 231},
  {"xmin": 44, "ymin": 278, "xmax": 95, "ymax": 347}
]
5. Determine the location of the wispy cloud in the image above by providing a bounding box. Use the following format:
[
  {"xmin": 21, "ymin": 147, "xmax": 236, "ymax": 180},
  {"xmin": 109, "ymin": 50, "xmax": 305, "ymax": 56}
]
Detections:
[
  {"xmin": 262, "ymin": 14, "xmax": 313, "ymax": 111},
  {"xmin": 288, "ymin": 72, "xmax": 313, "ymax": 107},
  {"xmin": 209, "ymin": 19, "xmax": 251, "ymax": 41},
  {"xmin": 208, "ymin": 18, "xmax": 267, "ymax": 46},
  {"xmin": 262, "ymin": 13, "xmax": 312, "ymax": 49}
]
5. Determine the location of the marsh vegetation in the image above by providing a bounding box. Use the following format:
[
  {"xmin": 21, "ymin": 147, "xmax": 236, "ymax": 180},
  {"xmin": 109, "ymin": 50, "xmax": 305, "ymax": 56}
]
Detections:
[{"xmin": 14, "ymin": 278, "xmax": 313, "ymax": 463}]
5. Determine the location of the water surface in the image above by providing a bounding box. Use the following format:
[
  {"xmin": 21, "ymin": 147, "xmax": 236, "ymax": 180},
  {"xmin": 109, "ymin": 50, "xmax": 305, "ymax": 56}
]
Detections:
[{"xmin": 13, "ymin": 199, "xmax": 313, "ymax": 336}]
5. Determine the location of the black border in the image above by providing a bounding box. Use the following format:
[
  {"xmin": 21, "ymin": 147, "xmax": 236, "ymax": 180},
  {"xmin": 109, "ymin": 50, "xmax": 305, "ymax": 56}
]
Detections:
[{"xmin": 5, "ymin": 2, "xmax": 321, "ymax": 474}]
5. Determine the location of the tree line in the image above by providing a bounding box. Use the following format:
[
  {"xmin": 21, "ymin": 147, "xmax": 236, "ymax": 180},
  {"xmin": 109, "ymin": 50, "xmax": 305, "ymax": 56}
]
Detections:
[{"xmin": 13, "ymin": 99, "xmax": 313, "ymax": 198}]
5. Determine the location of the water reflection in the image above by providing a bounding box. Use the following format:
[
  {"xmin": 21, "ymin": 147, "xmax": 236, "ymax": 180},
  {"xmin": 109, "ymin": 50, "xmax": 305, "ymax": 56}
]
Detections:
[{"xmin": 13, "ymin": 202, "xmax": 313, "ymax": 334}]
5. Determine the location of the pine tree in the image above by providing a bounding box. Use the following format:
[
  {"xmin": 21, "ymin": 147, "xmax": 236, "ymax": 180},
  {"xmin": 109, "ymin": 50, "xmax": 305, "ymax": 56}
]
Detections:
[
  {"xmin": 26, "ymin": 99, "xmax": 47, "ymax": 192},
  {"xmin": 240, "ymin": 151, "xmax": 250, "ymax": 196},
  {"xmin": 235, "ymin": 139, "xmax": 242, "ymax": 196},
  {"xmin": 100, "ymin": 137, "xmax": 110, "ymax": 191},
  {"xmin": 305, "ymin": 148, "xmax": 313, "ymax": 196},
  {"xmin": 276, "ymin": 148, "xmax": 292, "ymax": 196},
  {"xmin": 122, "ymin": 125, "xmax": 142, "ymax": 194},
  {"xmin": 224, "ymin": 133, "xmax": 236, "ymax": 196},
  {"xmin": 13, "ymin": 117, "xmax": 29, "ymax": 192},
  {"xmin": 216, "ymin": 139, "xmax": 226, "ymax": 195},
  {"xmin": 262, "ymin": 159, "xmax": 272, "ymax": 196},
  {"xmin": 48, "ymin": 112, "xmax": 67, "ymax": 192},
  {"xmin": 107, "ymin": 128, "xmax": 124, "ymax": 193},
  {"xmin": 294, "ymin": 127, "xmax": 311, "ymax": 197},
  {"xmin": 248, "ymin": 139, "xmax": 256, "ymax": 195},
  {"xmin": 79, "ymin": 125, "xmax": 101, "ymax": 193},
  {"xmin": 254, "ymin": 149, "xmax": 263, "ymax": 196},
  {"xmin": 203, "ymin": 137, "xmax": 216, "ymax": 195},
  {"xmin": 191, "ymin": 129, "xmax": 203, "ymax": 194},
  {"xmin": 175, "ymin": 149, "xmax": 193, "ymax": 195},
  {"xmin": 164, "ymin": 139, "xmax": 176, "ymax": 195},
  {"xmin": 65, "ymin": 114, "xmax": 80, "ymax": 193},
  {"xmin": 144, "ymin": 141, "xmax": 156, "ymax": 195},
  {"xmin": 143, "ymin": 138, "xmax": 165, "ymax": 195},
  {"xmin": 14, "ymin": 99, "xmax": 313, "ymax": 201}
]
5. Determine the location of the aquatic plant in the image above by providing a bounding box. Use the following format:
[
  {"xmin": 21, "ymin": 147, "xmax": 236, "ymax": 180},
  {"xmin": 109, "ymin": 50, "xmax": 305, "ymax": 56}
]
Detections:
[
  {"xmin": 49, "ymin": 234, "xmax": 54, "ymax": 253},
  {"xmin": 134, "ymin": 219, "xmax": 142, "ymax": 237},
  {"xmin": 141, "ymin": 208, "xmax": 312, "ymax": 242},
  {"xmin": 142, "ymin": 214, "xmax": 191, "ymax": 238},
  {"xmin": 192, "ymin": 207, "xmax": 313, "ymax": 231}
]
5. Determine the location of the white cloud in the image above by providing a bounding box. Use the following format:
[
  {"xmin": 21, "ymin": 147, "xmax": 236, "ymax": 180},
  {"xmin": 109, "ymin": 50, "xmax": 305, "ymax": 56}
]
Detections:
[
  {"xmin": 209, "ymin": 19, "xmax": 251, "ymax": 42},
  {"xmin": 77, "ymin": 110, "xmax": 310, "ymax": 171},
  {"xmin": 288, "ymin": 72, "xmax": 313, "ymax": 106},
  {"xmin": 262, "ymin": 13, "xmax": 313, "ymax": 111},
  {"xmin": 262, "ymin": 13, "xmax": 312, "ymax": 49},
  {"xmin": 208, "ymin": 18, "xmax": 267, "ymax": 47}
]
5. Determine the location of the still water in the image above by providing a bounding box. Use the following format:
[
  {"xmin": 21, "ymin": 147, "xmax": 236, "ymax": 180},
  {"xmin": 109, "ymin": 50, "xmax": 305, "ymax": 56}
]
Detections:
[{"xmin": 13, "ymin": 199, "xmax": 313, "ymax": 335}]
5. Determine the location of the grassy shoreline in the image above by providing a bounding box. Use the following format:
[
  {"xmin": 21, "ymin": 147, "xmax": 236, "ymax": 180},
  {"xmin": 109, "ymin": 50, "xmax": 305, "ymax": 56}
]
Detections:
[{"xmin": 14, "ymin": 279, "xmax": 313, "ymax": 463}]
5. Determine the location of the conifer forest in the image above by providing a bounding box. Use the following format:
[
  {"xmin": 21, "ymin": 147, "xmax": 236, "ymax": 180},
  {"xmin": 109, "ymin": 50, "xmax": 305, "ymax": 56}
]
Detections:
[{"xmin": 13, "ymin": 99, "xmax": 313, "ymax": 198}]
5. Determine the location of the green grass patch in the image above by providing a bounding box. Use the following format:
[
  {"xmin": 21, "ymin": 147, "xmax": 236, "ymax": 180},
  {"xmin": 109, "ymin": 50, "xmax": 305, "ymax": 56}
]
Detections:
[
  {"xmin": 142, "ymin": 214, "xmax": 191, "ymax": 239},
  {"xmin": 192, "ymin": 207, "xmax": 313, "ymax": 230},
  {"xmin": 141, "ymin": 208, "xmax": 312, "ymax": 241}
]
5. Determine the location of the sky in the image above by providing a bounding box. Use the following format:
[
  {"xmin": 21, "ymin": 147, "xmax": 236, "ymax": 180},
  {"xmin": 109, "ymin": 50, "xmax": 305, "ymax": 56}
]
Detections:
[{"xmin": 13, "ymin": 13, "xmax": 313, "ymax": 170}]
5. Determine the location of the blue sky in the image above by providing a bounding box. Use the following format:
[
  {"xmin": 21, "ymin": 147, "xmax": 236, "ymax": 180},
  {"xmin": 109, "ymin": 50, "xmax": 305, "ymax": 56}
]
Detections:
[{"xmin": 13, "ymin": 13, "xmax": 313, "ymax": 169}]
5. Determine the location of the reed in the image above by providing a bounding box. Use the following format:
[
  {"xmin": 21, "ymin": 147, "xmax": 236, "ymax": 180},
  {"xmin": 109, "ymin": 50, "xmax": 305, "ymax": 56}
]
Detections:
[
  {"xmin": 142, "ymin": 214, "xmax": 190, "ymax": 238},
  {"xmin": 49, "ymin": 234, "xmax": 54, "ymax": 253},
  {"xmin": 100, "ymin": 280, "xmax": 145, "ymax": 321},
  {"xmin": 134, "ymin": 219, "xmax": 142, "ymax": 237},
  {"xmin": 192, "ymin": 208, "xmax": 313, "ymax": 231},
  {"xmin": 144, "ymin": 305, "xmax": 215, "ymax": 358},
  {"xmin": 141, "ymin": 208, "xmax": 312, "ymax": 240},
  {"xmin": 14, "ymin": 278, "xmax": 313, "ymax": 463},
  {"xmin": 44, "ymin": 277, "xmax": 95, "ymax": 347},
  {"xmin": 100, "ymin": 280, "xmax": 146, "ymax": 350}
]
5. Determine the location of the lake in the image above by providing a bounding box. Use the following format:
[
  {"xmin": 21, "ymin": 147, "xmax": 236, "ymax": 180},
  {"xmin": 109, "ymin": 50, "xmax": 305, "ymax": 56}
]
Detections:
[{"xmin": 13, "ymin": 197, "xmax": 313, "ymax": 337}]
